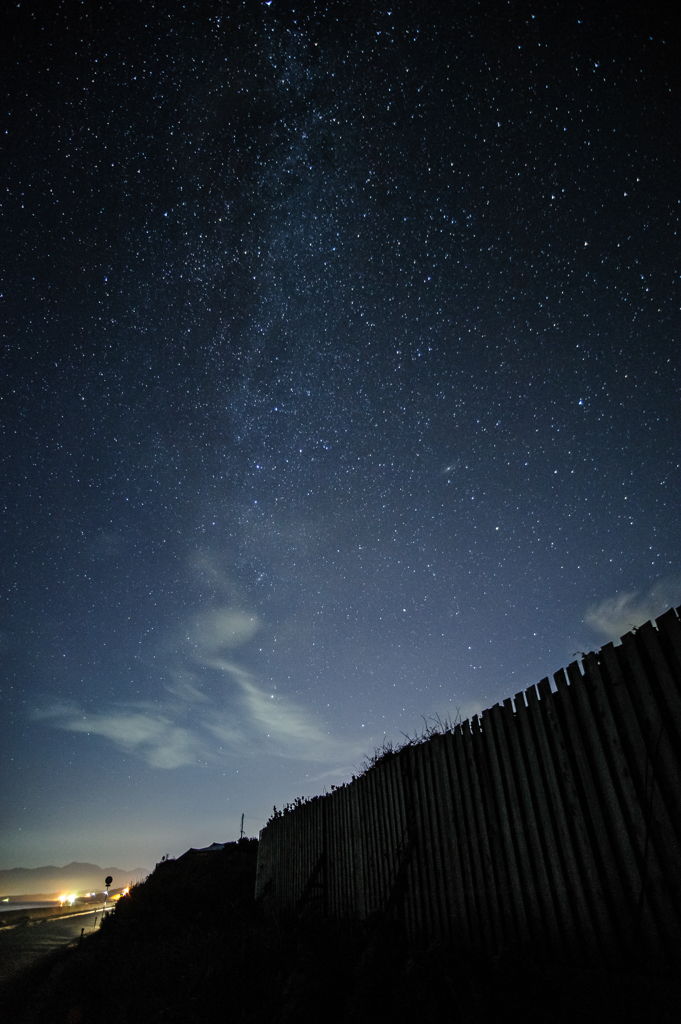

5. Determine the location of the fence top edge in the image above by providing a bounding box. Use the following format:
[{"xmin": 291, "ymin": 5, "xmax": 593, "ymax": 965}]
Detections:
[{"xmin": 260, "ymin": 605, "xmax": 681, "ymax": 833}]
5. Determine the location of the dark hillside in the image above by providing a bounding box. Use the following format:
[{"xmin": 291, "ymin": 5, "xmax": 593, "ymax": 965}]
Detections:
[{"xmin": 2, "ymin": 839, "xmax": 680, "ymax": 1024}]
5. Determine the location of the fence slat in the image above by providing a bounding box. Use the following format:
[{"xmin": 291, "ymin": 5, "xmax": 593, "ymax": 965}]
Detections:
[
  {"xmin": 562, "ymin": 660, "xmax": 665, "ymax": 962},
  {"xmin": 414, "ymin": 741, "xmax": 442, "ymax": 939},
  {"xmin": 502, "ymin": 696, "xmax": 564, "ymax": 955},
  {"xmin": 381, "ymin": 757, "xmax": 400, "ymax": 912},
  {"xmin": 385, "ymin": 752, "xmax": 408, "ymax": 924},
  {"xmin": 525, "ymin": 683, "xmax": 599, "ymax": 962},
  {"xmin": 637, "ymin": 621, "xmax": 681, "ymax": 751},
  {"xmin": 453, "ymin": 723, "xmax": 494, "ymax": 950},
  {"xmin": 466, "ymin": 718, "xmax": 504, "ymax": 951},
  {"xmin": 597, "ymin": 645, "xmax": 681, "ymax": 954},
  {"xmin": 356, "ymin": 776, "xmax": 372, "ymax": 914},
  {"xmin": 656, "ymin": 608, "xmax": 681, "ymax": 685},
  {"xmin": 376, "ymin": 765, "xmax": 392, "ymax": 911},
  {"xmin": 484, "ymin": 706, "xmax": 530, "ymax": 946},
  {"xmin": 401, "ymin": 747, "xmax": 423, "ymax": 939},
  {"xmin": 539, "ymin": 677, "xmax": 619, "ymax": 960},
  {"xmin": 367, "ymin": 768, "xmax": 383, "ymax": 914},
  {"xmin": 472, "ymin": 714, "xmax": 511, "ymax": 947},
  {"xmin": 555, "ymin": 664, "xmax": 636, "ymax": 961},
  {"xmin": 488, "ymin": 703, "xmax": 535, "ymax": 944},
  {"xmin": 618, "ymin": 634, "xmax": 681, "ymax": 848},
  {"xmin": 432, "ymin": 732, "xmax": 469, "ymax": 945},
  {"xmin": 447, "ymin": 727, "xmax": 484, "ymax": 948}
]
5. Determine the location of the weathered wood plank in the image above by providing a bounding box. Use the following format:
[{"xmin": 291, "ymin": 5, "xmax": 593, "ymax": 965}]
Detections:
[
  {"xmin": 596, "ymin": 645, "xmax": 681, "ymax": 954},
  {"xmin": 484, "ymin": 705, "xmax": 531, "ymax": 946},
  {"xmin": 401, "ymin": 747, "xmax": 424, "ymax": 939},
  {"xmin": 415, "ymin": 740, "xmax": 444, "ymax": 939},
  {"xmin": 503, "ymin": 696, "xmax": 563, "ymax": 954},
  {"xmin": 386, "ymin": 751, "xmax": 409, "ymax": 924},
  {"xmin": 488, "ymin": 703, "xmax": 534, "ymax": 944},
  {"xmin": 557, "ymin": 663, "xmax": 637, "ymax": 961},
  {"xmin": 451, "ymin": 726, "xmax": 485, "ymax": 947},
  {"xmin": 637, "ymin": 620, "xmax": 681, "ymax": 756},
  {"xmin": 430, "ymin": 735, "xmax": 456, "ymax": 940},
  {"xmin": 537, "ymin": 676, "xmax": 615, "ymax": 959},
  {"xmin": 655, "ymin": 608, "xmax": 681, "ymax": 689},
  {"xmin": 367, "ymin": 767, "xmax": 385, "ymax": 913},
  {"xmin": 358, "ymin": 774, "xmax": 374, "ymax": 914},
  {"xmin": 432, "ymin": 732, "xmax": 469, "ymax": 945},
  {"xmin": 453, "ymin": 722, "xmax": 493, "ymax": 950},
  {"xmin": 618, "ymin": 633, "xmax": 681, "ymax": 847},
  {"xmin": 381, "ymin": 755, "xmax": 401, "ymax": 914},
  {"xmin": 525, "ymin": 683, "xmax": 599, "ymax": 962},
  {"xmin": 474, "ymin": 713, "xmax": 518, "ymax": 949},
  {"xmin": 466, "ymin": 717, "xmax": 504, "ymax": 952}
]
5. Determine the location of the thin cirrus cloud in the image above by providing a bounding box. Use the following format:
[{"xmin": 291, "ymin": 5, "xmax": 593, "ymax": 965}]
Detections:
[
  {"xmin": 584, "ymin": 577, "xmax": 681, "ymax": 643},
  {"xmin": 34, "ymin": 703, "xmax": 204, "ymax": 769},
  {"xmin": 35, "ymin": 605, "xmax": 359, "ymax": 769},
  {"xmin": 206, "ymin": 666, "xmax": 354, "ymax": 763}
]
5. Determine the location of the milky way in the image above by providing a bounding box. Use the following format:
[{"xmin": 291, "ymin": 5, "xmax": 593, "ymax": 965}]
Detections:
[{"xmin": 2, "ymin": 0, "xmax": 679, "ymax": 868}]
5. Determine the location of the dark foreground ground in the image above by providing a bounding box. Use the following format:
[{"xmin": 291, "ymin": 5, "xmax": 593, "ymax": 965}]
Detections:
[{"xmin": 1, "ymin": 840, "xmax": 679, "ymax": 1024}]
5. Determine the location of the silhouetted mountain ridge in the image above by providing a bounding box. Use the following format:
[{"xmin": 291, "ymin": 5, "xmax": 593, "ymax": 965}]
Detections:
[{"xmin": 0, "ymin": 863, "xmax": 149, "ymax": 897}]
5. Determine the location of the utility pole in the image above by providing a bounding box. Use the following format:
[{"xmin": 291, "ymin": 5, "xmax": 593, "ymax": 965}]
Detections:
[{"xmin": 240, "ymin": 813, "xmax": 244, "ymax": 840}]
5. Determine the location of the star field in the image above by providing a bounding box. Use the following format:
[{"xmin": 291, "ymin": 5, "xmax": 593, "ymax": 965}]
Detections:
[{"xmin": 1, "ymin": 0, "xmax": 679, "ymax": 869}]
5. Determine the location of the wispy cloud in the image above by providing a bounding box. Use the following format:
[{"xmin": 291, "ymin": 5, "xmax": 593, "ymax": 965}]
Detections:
[
  {"xmin": 165, "ymin": 669, "xmax": 211, "ymax": 704},
  {"xmin": 239, "ymin": 675, "xmax": 352, "ymax": 761},
  {"xmin": 35, "ymin": 704, "xmax": 204, "ymax": 769},
  {"xmin": 186, "ymin": 608, "xmax": 259, "ymax": 655},
  {"xmin": 584, "ymin": 577, "xmax": 681, "ymax": 642},
  {"xmin": 36, "ymin": 598, "xmax": 360, "ymax": 769}
]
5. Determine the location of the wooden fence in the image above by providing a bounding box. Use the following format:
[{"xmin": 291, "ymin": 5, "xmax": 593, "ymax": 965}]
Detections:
[{"xmin": 255, "ymin": 607, "xmax": 681, "ymax": 970}]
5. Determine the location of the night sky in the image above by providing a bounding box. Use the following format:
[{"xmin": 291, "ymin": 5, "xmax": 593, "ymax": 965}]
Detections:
[{"xmin": 2, "ymin": 0, "xmax": 679, "ymax": 871}]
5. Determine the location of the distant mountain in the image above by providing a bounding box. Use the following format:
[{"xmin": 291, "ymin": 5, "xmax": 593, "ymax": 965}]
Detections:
[{"xmin": 0, "ymin": 862, "xmax": 149, "ymax": 897}]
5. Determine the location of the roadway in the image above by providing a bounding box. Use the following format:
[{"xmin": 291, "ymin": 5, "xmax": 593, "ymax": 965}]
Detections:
[{"xmin": 0, "ymin": 906, "xmax": 111, "ymax": 985}]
